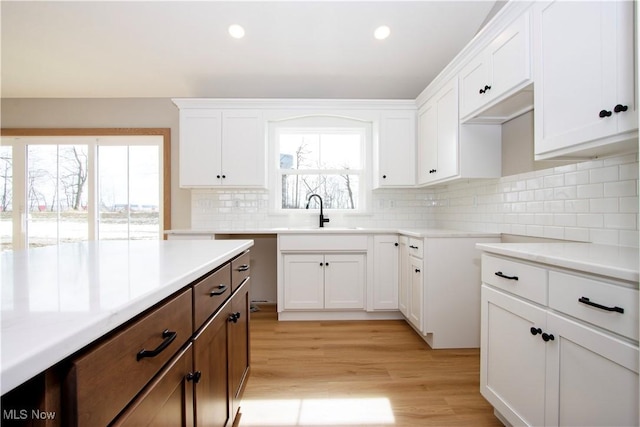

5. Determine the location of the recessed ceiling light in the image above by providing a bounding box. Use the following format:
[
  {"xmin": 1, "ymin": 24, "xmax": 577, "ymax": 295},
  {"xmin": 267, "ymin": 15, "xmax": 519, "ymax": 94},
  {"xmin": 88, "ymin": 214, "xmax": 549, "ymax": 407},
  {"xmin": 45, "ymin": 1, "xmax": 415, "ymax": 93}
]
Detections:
[
  {"xmin": 374, "ymin": 25, "xmax": 391, "ymax": 40},
  {"xmin": 228, "ymin": 24, "xmax": 245, "ymax": 39}
]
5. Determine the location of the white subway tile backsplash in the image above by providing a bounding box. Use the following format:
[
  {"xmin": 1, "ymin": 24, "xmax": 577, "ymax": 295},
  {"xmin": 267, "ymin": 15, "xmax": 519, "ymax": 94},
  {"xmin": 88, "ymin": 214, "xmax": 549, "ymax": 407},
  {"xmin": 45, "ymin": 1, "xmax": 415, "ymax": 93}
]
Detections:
[{"xmin": 190, "ymin": 154, "xmax": 638, "ymax": 247}]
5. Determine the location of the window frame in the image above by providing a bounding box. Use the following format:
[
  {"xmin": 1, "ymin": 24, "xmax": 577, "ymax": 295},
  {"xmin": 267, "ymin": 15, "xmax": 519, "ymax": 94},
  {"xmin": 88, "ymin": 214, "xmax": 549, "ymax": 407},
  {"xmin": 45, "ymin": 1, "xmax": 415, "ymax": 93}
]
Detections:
[
  {"xmin": 0, "ymin": 128, "xmax": 171, "ymax": 250},
  {"xmin": 268, "ymin": 115, "xmax": 372, "ymax": 214}
]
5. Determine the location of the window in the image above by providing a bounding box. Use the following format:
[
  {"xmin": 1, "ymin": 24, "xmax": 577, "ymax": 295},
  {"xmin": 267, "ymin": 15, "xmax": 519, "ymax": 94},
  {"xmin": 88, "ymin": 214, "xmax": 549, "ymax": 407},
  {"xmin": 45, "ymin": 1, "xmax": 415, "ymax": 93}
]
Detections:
[
  {"xmin": 272, "ymin": 116, "xmax": 370, "ymax": 212},
  {"xmin": 0, "ymin": 129, "xmax": 170, "ymax": 252}
]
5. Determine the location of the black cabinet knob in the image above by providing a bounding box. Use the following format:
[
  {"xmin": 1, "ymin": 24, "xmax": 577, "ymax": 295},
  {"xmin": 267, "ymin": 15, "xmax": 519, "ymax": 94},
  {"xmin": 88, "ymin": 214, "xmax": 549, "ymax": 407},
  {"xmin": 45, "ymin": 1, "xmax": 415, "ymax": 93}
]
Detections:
[
  {"xmin": 614, "ymin": 104, "xmax": 629, "ymax": 113},
  {"xmin": 186, "ymin": 371, "xmax": 202, "ymax": 383},
  {"xmin": 415, "ymin": 268, "xmax": 421, "ymax": 273},
  {"xmin": 542, "ymin": 332, "xmax": 555, "ymax": 342},
  {"xmin": 216, "ymin": 174, "xmax": 221, "ymax": 179},
  {"xmin": 222, "ymin": 175, "xmax": 226, "ymax": 179},
  {"xmin": 382, "ymin": 175, "xmax": 387, "ymax": 179},
  {"xmin": 394, "ymin": 242, "xmax": 399, "ymax": 247},
  {"xmin": 319, "ymin": 262, "xmax": 324, "ymax": 266},
  {"xmin": 530, "ymin": 327, "xmax": 542, "ymax": 336},
  {"xmin": 599, "ymin": 109, "xmax": 612, "ymax": 118}
]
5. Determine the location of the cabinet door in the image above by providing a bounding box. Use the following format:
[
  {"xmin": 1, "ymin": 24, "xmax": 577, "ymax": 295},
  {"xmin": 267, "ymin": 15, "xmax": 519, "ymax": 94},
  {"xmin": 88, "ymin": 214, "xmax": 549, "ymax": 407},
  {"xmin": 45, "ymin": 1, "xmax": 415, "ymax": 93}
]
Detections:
[
  {"xmin": 377, "ymin": 111, "xmax": 416, "ymax": 187},
  {"xmin": 193, "ymin": 303, "xmax": 231, "ymax": 427},
  {"xmin": 229, "ymin": 279, "xmax": 251, "ymax": 419},
  {"xmin": 534, "ymin": 1, "xmax": 636, "ymax": 157},
  {"xmin": 544, "ymin": 312, "xmax": 639, "ymax": 427},
  {"xmin": 282, "ymin": 254, "xmax": 324, "ymax": 309},
  {"xmin": 398, "ymin": 236, "xmax": 409, "ymax": 317},
  {"xmin": 372, "ymin": 236, "xmax": 399, "ymax": 310},
  {"xmin": 112, "ymin": 345, "xmax": 195, "ymax": 427},
  {"xmin": 486, "ymin": 11, "xmax": 531, "ymax": 104},
  {"xmin": 407, "ymin": 256, "xmax": 423, "ymax": 331},
  {"xmin": 179, "ymin": 109, "xmax": 223, "ymax": 187},
  {"xmin": 480, "ymin": 285, "xmax": 546, "ymax": 427},
  {"xmin": 221, "ymin": 110, "xmax": 265, "ymax": 187},
  {"xmin": 435, "ymin": 80, "xmax": 459, "ymax": 181},
  {"xmin": 459, "ymin": 55, "xmax": 489, "ymax": 119},
  {"xmin": 324, "ymin": 254, "xmax": 366, "ymax": 310},
  {"xmin": 417, "ymin": 101, "xmax": 438, "ymax": 184}
]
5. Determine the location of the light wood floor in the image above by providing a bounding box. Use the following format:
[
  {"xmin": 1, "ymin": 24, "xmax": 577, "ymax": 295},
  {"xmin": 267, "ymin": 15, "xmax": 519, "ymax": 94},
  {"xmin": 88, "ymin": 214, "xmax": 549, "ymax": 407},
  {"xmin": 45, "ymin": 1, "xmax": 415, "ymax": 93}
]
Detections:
[{"xmin": 237, "ymin": 305, "xmax": 503, "ymax": 427}]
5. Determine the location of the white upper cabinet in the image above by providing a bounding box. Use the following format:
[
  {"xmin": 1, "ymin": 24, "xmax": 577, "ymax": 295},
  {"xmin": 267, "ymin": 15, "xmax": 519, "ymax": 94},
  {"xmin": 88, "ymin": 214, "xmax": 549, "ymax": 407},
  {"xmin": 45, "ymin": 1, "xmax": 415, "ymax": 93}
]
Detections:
[
  {"xmin": 417, "ymin": 79, "xmax": 459, "ymax": 185},
  {"xmin": 459, "ymin": 11, "xmax": 533, "ymax": 123},
  {"xmin": 534, "ymin": 0, "xmax": 638, "ymax": 159},
  {"xmin": 374, "ymin": 110, "xmax": 416, "ymax": 188},
  {"xmin": 418, "ymin": 78, "xmax": 501, "ymax": 187},
  {"xmin": 177, "ymin": 107, "xmax": 265, "ymax": 188},
  {"xmin": 179, "ymin": 109, "xmax": 223, "ymax": 187},
  {"xmin": 220, "ymin": 110, "xmax": 265, "ymax": 187}
]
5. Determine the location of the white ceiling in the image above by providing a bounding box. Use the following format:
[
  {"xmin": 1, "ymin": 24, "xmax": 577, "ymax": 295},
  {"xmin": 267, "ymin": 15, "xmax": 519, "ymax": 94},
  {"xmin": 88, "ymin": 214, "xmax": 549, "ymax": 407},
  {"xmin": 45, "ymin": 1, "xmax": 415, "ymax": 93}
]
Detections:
[{"xmin": 1, "ymin": 1, "xmax": 501, "ymax": 99}]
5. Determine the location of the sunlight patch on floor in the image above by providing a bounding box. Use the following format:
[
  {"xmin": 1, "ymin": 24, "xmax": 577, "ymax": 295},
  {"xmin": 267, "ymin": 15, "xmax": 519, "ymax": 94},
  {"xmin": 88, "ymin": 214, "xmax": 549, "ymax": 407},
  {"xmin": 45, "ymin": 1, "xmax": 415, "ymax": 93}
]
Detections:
[{"xmin": 240, "ymin": 397, "xmax": 396, "ymax": 426}]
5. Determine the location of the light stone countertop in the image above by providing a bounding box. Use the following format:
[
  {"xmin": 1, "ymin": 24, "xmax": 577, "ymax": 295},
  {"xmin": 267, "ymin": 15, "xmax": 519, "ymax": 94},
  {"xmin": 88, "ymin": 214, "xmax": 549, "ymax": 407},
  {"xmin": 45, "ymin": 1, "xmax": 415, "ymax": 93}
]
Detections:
[
  {"xmin": 476, "ymin": 242, "xmax": 639, "ymax": 283},
  {"xmin": 1, "ymin": 239, "xmax": 253, "ymax": 395},
  {"xmin": 166, "ymin": 227, "xmax": 501, "ymax": 238}
]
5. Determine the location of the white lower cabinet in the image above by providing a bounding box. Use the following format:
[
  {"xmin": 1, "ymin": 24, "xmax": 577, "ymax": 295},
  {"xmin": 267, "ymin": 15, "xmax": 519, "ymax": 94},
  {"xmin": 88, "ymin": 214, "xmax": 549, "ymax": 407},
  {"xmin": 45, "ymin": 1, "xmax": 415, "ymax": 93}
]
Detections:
[
  {"xmin": 282, "ymin": 253, "xmax": 365, "ymax": 310},
  {"xmin": 398, "ymin": 236, "xmax": 410, "ymax": 317},
  {"xmin": 480, "ymin": 253, "xmax": 639, "ymax": 427},
  {"xmin": 407, "ymin": 255, "xmax": 423, "ymax": 330},
  {"xmin": 372, "ymin": 235, "xmax": 399, "ymax": 310}
]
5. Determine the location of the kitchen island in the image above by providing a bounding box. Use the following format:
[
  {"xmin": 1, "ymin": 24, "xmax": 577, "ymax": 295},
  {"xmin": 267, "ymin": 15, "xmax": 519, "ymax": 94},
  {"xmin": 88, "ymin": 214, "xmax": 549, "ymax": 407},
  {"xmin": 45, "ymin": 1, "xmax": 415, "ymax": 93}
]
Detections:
[{"xmin": 1, "ymin": 239, "xmax": 253, "ymax": 426}]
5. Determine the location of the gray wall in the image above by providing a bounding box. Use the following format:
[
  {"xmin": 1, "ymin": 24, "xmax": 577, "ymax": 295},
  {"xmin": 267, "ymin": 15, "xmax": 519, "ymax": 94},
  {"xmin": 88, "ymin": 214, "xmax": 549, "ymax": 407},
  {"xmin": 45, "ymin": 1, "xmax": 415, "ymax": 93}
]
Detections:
[{"xmin": 1, "ymin": 98, "xmax": 191, "ymax": 229}]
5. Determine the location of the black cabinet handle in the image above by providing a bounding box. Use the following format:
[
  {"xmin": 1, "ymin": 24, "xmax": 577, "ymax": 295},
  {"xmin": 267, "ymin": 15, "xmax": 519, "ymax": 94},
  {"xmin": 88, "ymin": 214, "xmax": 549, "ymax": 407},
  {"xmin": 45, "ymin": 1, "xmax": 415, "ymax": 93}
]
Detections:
[
  {"xmin": 614, "ymin": 104, "xmax": 629, "ymax": 113},
  {"xmin": 530, "ymin": 327, "xmax": 542, "ymax": 336},
  {"xmin": 228, "ymin": 313, "xmax": 239, "ymax": 323},
  {"xmin": 137, "ymin": 329, "xmax": 177, "ymax": 361},
  {"xmin": 237, "ymin": 264, "xmax": 250, "ymax": 272},
  {"xmin": 495, "ymin": 271, "xmax": 519, "ymax": 281},
  {"xmin": 599, "ymin": 109, "xmax": 612, "ymax": 118},
  {"xmin": 429, "ymin": 169, "xmax": 437, "ymax": 174},
  {"xmin": 542, "ymin": 333, "xmax": 555, "ymax": 342},
  {"xmin": 409, "ymin": 245, "xmax": 419, "ymax": 249},
  {"xmin": 210, "ymin": 284, "xmax": 228, "ymax": 296},
  {"xmin": 578, "ymin": 297, "xmax": 624, "ymax": 313},
  {"xmin": 186, "ymin": 371, "xmax": 202, "ymax": 383},
  {"xmin": 415, "ymin": 268, "xmax": 421, "ymax": 273},
  {"xmin": 479, "ymin": 84, "xmax": 492, "ymax": 94}
]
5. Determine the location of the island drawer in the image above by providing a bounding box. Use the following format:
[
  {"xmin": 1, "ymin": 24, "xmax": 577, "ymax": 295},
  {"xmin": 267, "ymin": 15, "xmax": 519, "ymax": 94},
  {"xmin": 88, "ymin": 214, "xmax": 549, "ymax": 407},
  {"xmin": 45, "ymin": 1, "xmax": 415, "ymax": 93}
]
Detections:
[
  {"xmin": 549, "ymin": 271, "xmax": 639, "ymax": 341},
  {"xmin": 193, "ymin": 264, "xmax": 231, "ymax": 330},
  {"xmin": 66, "ymin": 289, "xmax": 192, "ymax": 427},
  {"xmin": 231, "ymin": 251, "xmax": 251, "ymax": 292},
  {"xmin": 481, "ymin": 254, "xmax": 547, "ymax": 305}
]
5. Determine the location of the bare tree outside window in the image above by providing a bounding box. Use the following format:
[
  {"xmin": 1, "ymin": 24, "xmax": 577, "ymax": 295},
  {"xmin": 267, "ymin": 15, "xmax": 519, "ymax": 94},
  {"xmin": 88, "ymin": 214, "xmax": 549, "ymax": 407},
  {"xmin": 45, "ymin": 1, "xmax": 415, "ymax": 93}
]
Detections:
[{"xmin": 279, "ymin": 131, "xmax": 362, "ymax": 210}]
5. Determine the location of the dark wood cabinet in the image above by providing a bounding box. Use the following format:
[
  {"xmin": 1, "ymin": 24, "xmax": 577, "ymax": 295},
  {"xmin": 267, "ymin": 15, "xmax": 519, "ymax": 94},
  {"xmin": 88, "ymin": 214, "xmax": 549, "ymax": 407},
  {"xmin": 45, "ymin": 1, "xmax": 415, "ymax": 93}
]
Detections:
[
  {"xmin": 112, "ymin": 344, "xmax": 195, "ymax": 427},
  {"xmin": 229, "ymin": 278, "xmax": 250, "ymax": 419},
  {"xmin": 193, "ymin": 299, "xmax": 232, "ymax": 427},
  {"xmin": 6, "ymin": 250, "xmax": 251, "ymax": 427}
]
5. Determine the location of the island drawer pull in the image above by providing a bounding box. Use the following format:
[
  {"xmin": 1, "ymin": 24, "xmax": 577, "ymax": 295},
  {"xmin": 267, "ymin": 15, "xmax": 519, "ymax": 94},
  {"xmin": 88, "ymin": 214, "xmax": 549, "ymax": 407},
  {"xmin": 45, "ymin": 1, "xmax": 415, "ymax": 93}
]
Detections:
[
  {"xmin": 237, "ymin": 264, "xmax": 250, "ymax": 272},
  {"xmin": 495, "ymin": 271, "xmax": 519, "ymax": 281},
  {"xmin": 578, "ymin": 297, "xmax": 624, "ymax": 314},
  {"xmin": 210, "ymin": 284, "xmax": 228, "ymax": 296},
  {"xmin": 137, "ymin": 329, "xmax": 177, "ymax": 361}
]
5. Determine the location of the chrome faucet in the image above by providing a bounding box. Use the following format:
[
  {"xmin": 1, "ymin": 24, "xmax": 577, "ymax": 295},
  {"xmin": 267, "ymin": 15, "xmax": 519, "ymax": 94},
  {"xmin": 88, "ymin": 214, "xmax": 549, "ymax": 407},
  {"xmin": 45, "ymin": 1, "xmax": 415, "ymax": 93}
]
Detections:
[{"xmin": 305, "ymin": 194, "xmax": 330, "ymax": 228}]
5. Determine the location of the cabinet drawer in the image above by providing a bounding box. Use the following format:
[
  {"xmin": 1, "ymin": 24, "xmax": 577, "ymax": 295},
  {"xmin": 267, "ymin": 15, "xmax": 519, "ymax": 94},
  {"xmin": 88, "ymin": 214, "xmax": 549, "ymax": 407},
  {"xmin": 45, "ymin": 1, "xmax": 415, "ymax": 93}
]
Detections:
[
  {"xmin": 549, "ymin": 271, "xmax": 639, "ymax": 341},
  {"xmin": 67, "ymin": 289, "xmax": 192, "ymax": 427},
  {"xmin": 231, "ymin": 251, "xmax": 251, "ymax": 292},
  {"xmin": 481, "ymin": 254, "xmax": 547, "ymax": 304},
  {"xmin": 408, "ymin": 238, "xmax": 423, "ymax": 259},
  {"xmin": 279, "ymin": 234, "xmax": 368, "ymax": 251},
  {"xmin": 193, "ymin": 264, "xmax": 231, "ymax": 330}
]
